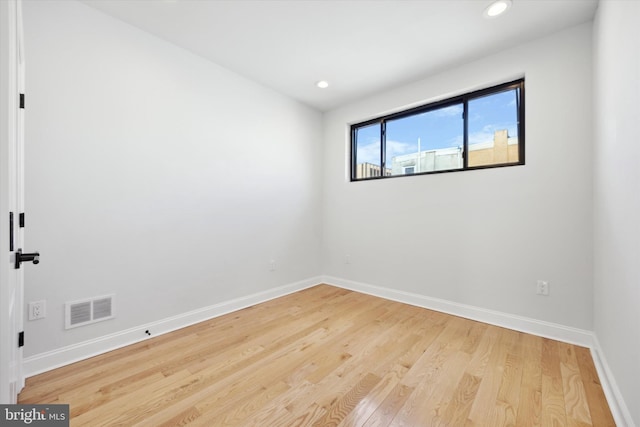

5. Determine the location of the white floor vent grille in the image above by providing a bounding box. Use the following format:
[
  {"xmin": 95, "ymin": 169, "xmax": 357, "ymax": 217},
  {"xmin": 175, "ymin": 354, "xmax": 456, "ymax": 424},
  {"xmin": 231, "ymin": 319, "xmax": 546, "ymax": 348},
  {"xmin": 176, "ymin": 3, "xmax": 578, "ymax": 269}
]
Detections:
[{"xmin": 65, "ymin": 295, "xmax": 114, "ymax": 329}]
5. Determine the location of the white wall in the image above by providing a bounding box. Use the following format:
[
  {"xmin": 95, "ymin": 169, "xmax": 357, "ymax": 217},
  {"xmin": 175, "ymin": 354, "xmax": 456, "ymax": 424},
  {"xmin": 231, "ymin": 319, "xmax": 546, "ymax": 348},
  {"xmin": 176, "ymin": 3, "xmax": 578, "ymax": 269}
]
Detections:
[
  {"xmin": 15, "ymin": 1, "xmax": 640, "ymax": 422},
  {"xmin": 22, "ymin": 0, "xmax": 322, "ymax": 357},
  {"xmin": 322, "ymin": 23, "xmax": 593, "ymax": 330},
  {"xmin": 593, "ymin": 1, "xmax": 640, "ymax": 425}
]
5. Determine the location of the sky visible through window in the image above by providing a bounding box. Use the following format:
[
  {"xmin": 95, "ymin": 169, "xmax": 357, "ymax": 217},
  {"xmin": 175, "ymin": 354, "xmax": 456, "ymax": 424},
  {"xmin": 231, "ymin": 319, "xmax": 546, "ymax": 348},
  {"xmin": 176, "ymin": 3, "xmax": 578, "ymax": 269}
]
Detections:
[{"xmin": 355, "ymin": 89, "xmax": 519, "ymax": 166}]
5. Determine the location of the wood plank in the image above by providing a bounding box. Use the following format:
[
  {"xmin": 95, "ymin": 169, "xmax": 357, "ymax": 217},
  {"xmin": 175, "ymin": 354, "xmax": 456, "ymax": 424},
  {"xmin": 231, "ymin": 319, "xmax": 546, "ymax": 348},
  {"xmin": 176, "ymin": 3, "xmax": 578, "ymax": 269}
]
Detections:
[
  {"xmin": 542, "ymin": 338, "xmax": 568, "ymax": 427},
  {"xmin": 488, "ymin": 332, "xmax": 525, "ymax": 426},
  {"xmin": 437, "ymin": 373, "xmax": 482, "ymax": 427},
  {"xmin": 241, "ymin": 380, "xmax": 316, "ymax": 426},
  {"xmin": 389, "ymin": 317, "xmax": 473, "ymax": 426},
  {"xmin": 515, "ymin": 333, "xmax": 543, "ymax": 426},
  {"xmin": 574, "ymin": 347, "xmax": 616, "ymax": 426},
  {"xmin": 460, "ymin": 321, "xmax": 489, "ymax": 355},
  {"xmin": 286, "ymin": 309, "xmax": 415, "ymax": 425},
  {"xmin": 155, "ymin": 406, "xmax": 202, "ymax": 427},
  {"xmin": 190, "ymin": 380, "xmax": 290, "ymax": 426},
  {"xmin": 336, "ymin": 332, "xmax": 424, "ymax": 427},
  {"xmin": 360, "ymin": 383, "xmax": 415, "ymax": 427},
  {"xmin": 466, "ymin": 327, "xmax": 518, "ymax": 426},
  {"xmin": 558, "ymin": 342, "xmax": 593, "ymax": 426},
  {"xmin": 311, "ymin": 372, "xmax": 381, "ymax": 427}
]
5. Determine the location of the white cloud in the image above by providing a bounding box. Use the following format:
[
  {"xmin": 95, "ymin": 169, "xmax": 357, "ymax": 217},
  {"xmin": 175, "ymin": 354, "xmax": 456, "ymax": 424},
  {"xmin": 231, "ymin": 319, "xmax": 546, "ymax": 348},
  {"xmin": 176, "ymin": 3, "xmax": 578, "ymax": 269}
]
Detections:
[
  {"xmin": 469, "ymin": 130, "xmax": 495, "ymax": 146},
  {"xmin": 434, "ymin": 104, "xmax": 463, "ymax": 117},
  {"xmin": 355, "ymin": 141, "xmax": 380, "ymax": 165},
  {"xmin": 386, "ymin": 139, "xmax": 414, "ymax": 159},
  {"xmin": 449, "ymin": 135, "xmax": 464, "ymax": 147},
  {"xmin": 469, "ymin": 124, "xmax": 517, "ymax": 146},
  {"xmin": 356, "ymin": 139, "xmax": 415, "ymax": 164}
]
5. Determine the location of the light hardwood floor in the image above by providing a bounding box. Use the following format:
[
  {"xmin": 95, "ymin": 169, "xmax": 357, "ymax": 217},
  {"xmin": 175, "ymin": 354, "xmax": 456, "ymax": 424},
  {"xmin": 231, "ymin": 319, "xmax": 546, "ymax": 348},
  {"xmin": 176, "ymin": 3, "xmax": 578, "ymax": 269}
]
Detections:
[{"xmin": 19, "ymin": 285, "xmax": 615, "ymax": 426}]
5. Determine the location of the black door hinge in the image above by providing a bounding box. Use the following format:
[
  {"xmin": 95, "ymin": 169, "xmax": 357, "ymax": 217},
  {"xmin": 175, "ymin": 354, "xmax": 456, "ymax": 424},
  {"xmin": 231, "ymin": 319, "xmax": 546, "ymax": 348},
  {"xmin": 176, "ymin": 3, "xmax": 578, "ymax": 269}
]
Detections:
[
  {"xmin": 9, "ymin": 212, "xmax": 14, "ymax": 251},
  {"xmin": 19, "ymin": 213, "xmax": 25, "ymax": 228},
  {"xmin": 19, "ymin": 94, "xmax": 24, "ymax": 109},
  {"xmin": 18, "ymin": 331, "xmax": 24, "ymax": 348}
]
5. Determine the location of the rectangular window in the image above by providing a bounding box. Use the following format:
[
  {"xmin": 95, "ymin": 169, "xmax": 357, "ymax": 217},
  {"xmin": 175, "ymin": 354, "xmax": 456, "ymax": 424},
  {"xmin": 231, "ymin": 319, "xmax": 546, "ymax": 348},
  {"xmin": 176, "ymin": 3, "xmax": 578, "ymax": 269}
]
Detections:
[{"xmin": 350, "ymin": 79, "xmax": 524, "ymax": 181}]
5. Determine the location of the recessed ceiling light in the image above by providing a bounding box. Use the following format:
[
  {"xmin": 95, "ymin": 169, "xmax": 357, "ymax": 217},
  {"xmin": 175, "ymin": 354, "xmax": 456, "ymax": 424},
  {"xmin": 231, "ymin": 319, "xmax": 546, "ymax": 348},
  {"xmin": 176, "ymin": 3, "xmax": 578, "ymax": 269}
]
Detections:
[
  {"xmin": 316, "ymin": 80, "xmax": 329, "ymax": 89},
  {"xmin": 484, "ymin": 0, "xmax": 512, "ymax": 18}
]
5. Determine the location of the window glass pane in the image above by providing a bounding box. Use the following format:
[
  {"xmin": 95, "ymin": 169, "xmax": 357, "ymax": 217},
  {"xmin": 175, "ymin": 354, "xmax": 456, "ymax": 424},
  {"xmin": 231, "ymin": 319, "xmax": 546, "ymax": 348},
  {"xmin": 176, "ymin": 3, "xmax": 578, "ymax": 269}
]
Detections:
[
  {"xmin": 386, "ymin": 103, "xmax": 464, "ymax": 176},
  {"xmin": 468, "ymin": 88, "xmax": 520, "ymax": 167},
  {"xmin": 354, "ymin": 124, "xmax": 384, "ymax": 179},
  {"xmin": 349, "ymin": 80, "xmax": 524, "ymax": 181}
]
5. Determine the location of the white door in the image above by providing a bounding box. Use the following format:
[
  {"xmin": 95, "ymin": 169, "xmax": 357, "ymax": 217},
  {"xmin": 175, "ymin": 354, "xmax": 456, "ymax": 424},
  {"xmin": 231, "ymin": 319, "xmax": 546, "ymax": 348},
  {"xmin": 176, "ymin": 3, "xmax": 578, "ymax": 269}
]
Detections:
[{"xmin": 0, "ymin": 0, "xmax": 26, "ymax": 404}]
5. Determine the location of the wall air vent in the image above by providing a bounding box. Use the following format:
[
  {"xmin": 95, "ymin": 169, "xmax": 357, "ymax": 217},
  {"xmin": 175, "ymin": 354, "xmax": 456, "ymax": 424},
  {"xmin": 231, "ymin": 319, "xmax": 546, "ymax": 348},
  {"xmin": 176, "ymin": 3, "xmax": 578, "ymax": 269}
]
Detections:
[
  {"xmin": 65, "ymin": 295, "xmax": 114, "ymax": 329},
  {"xmin": 92, "ymin": 297, "xmax": 112, "ymax": 320}
]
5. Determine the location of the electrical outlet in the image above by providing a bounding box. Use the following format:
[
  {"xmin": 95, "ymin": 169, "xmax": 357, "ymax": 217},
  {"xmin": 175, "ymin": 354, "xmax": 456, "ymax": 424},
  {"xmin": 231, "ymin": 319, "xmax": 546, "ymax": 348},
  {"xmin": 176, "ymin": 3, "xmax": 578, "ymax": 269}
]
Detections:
[
  {"xmin": 28, "ymin": 300, "xmax": 46, "ymax": 320},
  {"xmin": 269, "ymin": 260, "xmax": 276, "ymax": 271},
  {"xmin": 345, "ymin": 254, "xmax": 351, "ymax": 264},
  {"xmin": 536, "ymin": 280, "xmax": 549, "ymax": 296}
]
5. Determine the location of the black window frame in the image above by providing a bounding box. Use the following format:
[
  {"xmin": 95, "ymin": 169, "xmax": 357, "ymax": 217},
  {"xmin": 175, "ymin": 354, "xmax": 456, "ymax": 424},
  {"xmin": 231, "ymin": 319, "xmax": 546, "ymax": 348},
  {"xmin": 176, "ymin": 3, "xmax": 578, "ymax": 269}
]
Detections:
[{"xmin": 350, "ymin": 79, "xmax": 525, "ymax": 181}]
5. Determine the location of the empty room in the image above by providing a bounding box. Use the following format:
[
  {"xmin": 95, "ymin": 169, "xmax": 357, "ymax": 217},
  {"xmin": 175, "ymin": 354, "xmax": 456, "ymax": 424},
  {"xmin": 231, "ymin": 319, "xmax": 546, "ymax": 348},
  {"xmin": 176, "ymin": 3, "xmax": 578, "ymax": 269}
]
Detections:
[{"xmin": 1, "ymin": 0, "xmax": 638, "ymax": 425}]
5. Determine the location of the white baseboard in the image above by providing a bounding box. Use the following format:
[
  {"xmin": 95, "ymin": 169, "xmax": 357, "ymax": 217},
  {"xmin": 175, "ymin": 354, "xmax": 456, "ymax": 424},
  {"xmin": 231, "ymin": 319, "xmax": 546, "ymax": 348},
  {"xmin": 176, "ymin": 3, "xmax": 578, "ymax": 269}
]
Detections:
[
  {"xmin": 590, "ymin": 335, "xmax": 636, "ymax": 427},
  {"xmin": 323, "ymin": 276, "xmax": 594, "ymax": 347},
  {"xmin": 23, "ymin": 275, "xmax": 633, "ymax": 427},
  {"xmin": 22, "ymin": 276, "xmax": 322, "ymax": 378}
]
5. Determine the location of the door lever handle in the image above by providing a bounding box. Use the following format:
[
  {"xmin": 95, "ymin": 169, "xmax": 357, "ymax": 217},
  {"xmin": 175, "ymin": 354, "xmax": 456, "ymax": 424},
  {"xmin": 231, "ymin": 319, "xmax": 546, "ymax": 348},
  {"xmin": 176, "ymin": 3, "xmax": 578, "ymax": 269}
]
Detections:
[{"xmin": 15, "ymin": 248, "xmax": 40, "ymax": 269}]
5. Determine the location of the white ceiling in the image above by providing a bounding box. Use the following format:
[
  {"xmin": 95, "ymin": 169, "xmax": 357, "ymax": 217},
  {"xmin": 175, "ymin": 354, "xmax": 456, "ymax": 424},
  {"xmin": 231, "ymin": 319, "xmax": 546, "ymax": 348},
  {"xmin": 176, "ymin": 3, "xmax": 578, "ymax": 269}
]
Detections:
[{"xmin": 80, "ymin": 0, "xmax": 598, "ymax": 111}]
